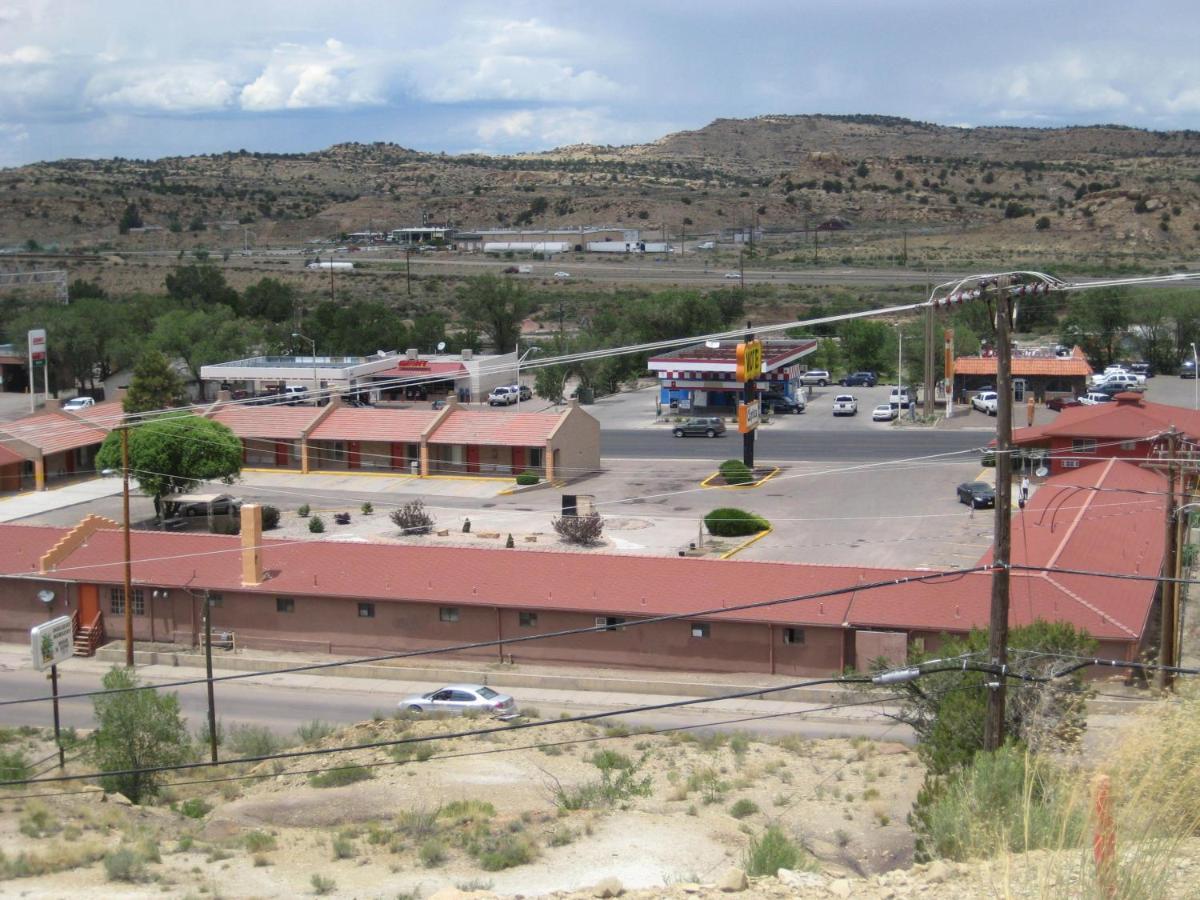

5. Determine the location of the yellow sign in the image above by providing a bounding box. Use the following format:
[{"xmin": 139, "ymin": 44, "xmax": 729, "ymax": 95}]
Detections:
[
  {"xmin": 738, "ymin": 400, "xmax": 761, "ymax": 433},
  {"xmin": 736, "ymin": 340, "xmax": 763, "ymax": 382}
]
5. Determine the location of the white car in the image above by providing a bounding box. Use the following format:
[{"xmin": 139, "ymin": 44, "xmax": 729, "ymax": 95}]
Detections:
[
  {"xmin": 723, "ymin": 271, "xmax": 742, "ymax": 279},
  {"xmin": 399, "ymin": 684, "xmax": 519, "ymax": 719},
  {"xmin": 61, "ymin": 396, "xmax": 96, "ymax": 411},
  {"xmin": 832, "ymin": 395, "xmax": 858, "ymax": 416},
  {"xmin": 488, "ymin": 386, "xmax": 519, "ymax": 406},
  {"xmin": 972, "ymin": 391, "xmax": 999, "ymax": 415},
  {"xmin": 872, "ymin": 404, "xmax": 898, "ymax": 421},
  {"xmin": 553, "ymin": 271, "xmax": 571, "ymax": 279}
]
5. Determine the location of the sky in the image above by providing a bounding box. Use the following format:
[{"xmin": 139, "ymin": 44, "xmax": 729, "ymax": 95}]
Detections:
[{"xmin": 2, "ymin": 0, "xmax": 1199, "ymax": 167}]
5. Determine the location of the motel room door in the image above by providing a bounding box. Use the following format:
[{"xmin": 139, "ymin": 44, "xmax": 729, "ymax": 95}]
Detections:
[
  {"xmin": 465, "ymin": 444, "xmax": 480, "ymax": 474},
  {"xmin": 79, "ymin": 584, "xmax": 99, "ymax": 624}
]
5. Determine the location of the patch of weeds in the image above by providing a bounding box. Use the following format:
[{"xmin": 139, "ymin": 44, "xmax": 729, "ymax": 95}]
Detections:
[
  {"xmin": 440, "ymin": 799, "xmax": 496, "ymax": 823},
  {"xmin": 773, "ymin": 793, "xmax": 790, "ymax": 807},
  {"xmin": 874, "ymin": 811, "xmax": 891, "ymax": 826},
  {"xmin": 365, "ymin": 823, "xmax": 391, "ymax": 845},
  {"xmin": 390, "ymin": 744, "xmax": 415, "ymax": 764},
  {"xmin": 103, "ymin": 847, "xmax": 147, "ymax": 883},
  {"xmin": 591, "ymin": 749, "xmax": 634, "ymax": 771},
  {"xmin": 550, "ymin": 753, "xmax": 653, "ymax": 810},
  {"xmin": 695, "ymin": 732, "xmax": 727, "ymax": 753},
  {"xmin": 0, "ymin": 748, "xmax": 31, "ymax": 782},
  {"xmin": 414, "ymin": 744, "xmax": 437, "ymax": 762},
  {"xmin": 310, "ymin": 873, "xmax": 336, "ymax": 895},
  {"xmin": 603, "ymin": 722, "xmax": 630, "ymax": 739},
  {"xmin": 226, "ymin": 724, "xmax": 286, "ymax": 757},
  {"xmin": 538, "ymin": 744, "xmax": 563, "ymax": 756},
  {"xmin": 687, "ymin": 767, "xmax": 729, "ymax": 804},
  {"xmin": 743, "ymin": 825, "xmax": 813, "ymax": 877},
  {"xmin": 729, "ymin": 798, "xmax": 759, "ymax": 819},
  {"xmin": 547, "ymin": 825, "xmax": 576, "ymax": 847},
  {"xmin": 309, "ymin": 765, "xmax": 373, "ymax": 788},
  {"xmin": 296, "ymin": 720, "xmax": 335, "ymax": 745},
  {"xmin": 835, "ymin": 828, "xmax": 851, "ymax": 847},
  {"xmin": 398, "ymin": 807, "xmax": 439, "ymax": 840},
  {"xmin": 729, "ymin": 733, "xmax": 750, "ymax": 761},
  {"xmin": 242, "ymin": 831, "xmax": 276, "ymax": 853},
  {"xmin": 457, "ymin": 878, "xmax": 494, "ymax": 891},
  {"xmin": 687, "ymin": 804, "xmax": 698, "ymax": 816},
  {"xmin": 862, "ymin": 787, "xmax": 880, "ymax": 801},
  {"xmin": 18, "ymin": 801, "xmax": 59, "ymax": 837},
  {"xmin": 253, "ymin": 854, "xmax": 270, "ymax": 867},
  {"xmin": 521, "ymin": 707, "xmax": 541, "ymax": 719},
  {"xmin": 476, "ymin": 833, "xmax": 538, "ymax": 871},
  {"xmin": 178, "ymin": 798, "xmax": 211, "ymax": 819},
  {"xmin": 176, "ymin": 835, "xmax": 195, "ymax": 853},
  {"xmin": 419, "ymin": 838, "xmax": 447, "ymax": 867},
  {"xmin": 331, "ymin": 835, "xmax": 355, "ymax": 860},
  {"xmin": 206, "ymin": 848, "xmax": 232, "ymax": 863}
]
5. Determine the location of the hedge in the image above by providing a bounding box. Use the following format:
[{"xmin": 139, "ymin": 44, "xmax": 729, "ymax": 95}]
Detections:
[
  {"xmin": 515, "ymin": 470, "xmax": 540, "ymax": 486},
  {"xmin": 718, "ymin": 458, "xmax": 754, "ymax": 485},
  {"xmin": 704, "ymin": 508, "xmax": 770, "ymax": 537}
]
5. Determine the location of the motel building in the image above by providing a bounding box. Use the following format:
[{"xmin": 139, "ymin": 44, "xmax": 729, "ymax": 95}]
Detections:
[{"xmin": 647, "ymin": 339, "xmax": 817, "ymax": 412}]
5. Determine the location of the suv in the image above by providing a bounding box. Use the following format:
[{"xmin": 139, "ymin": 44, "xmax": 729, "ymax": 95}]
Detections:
[
  {"xmin": 62, "ymin": 396, "xmax": 96, "ymax": 411},
  {"xmin": 840, "ymin": 372, "xmax": 877, "ymax": 387},
  {"xmin": 673, "ymin": 417, "xmax": 726, "ymax": 438},
  {"xmin": 488, "ymin": 386, "xmax": 518, "ymax": 405},
  {"xmin": 1093, "ymin": 373, "xmax": 1144, "ymax": 392},
  {"xmin": 761, "ymin": 392, "xmax": 805, "ymax": 414},
  {"xmin": 799, "ymin": 370, "xmax": 831, "ymax": 386}
]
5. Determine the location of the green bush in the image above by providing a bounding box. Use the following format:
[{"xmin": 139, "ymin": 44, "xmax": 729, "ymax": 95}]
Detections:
[
  {"xmin": 311, "ymin": 873, "xmax": 336, "ymax": 894},
  {"xmin": 309, "ymin": 765, "xmax": 373, "ymax": 788},
  {"xmin": 179, "ymin": 798, "xmax": 210, "ymax": 819},
  {"xmin": 243, "ymin": 830, "xmax": 276, "ymax": 853},
  {"xmin": 419, "ymin": 838, "xmax": 447, "ymax": 867},
  {"xmin": 103, "ymin": 848, "xmax": 146, "ymax": 882},
  {"xmin": 704, "ymin": 508, "xmax": 770, "ymax": 537},
  {"xmin": 261, "ymin": 505, "xmax": 280, "ymax": 530},
  {"xmin": 477, "ymin": 833, "xmax": 538, "ymax": 871},
  {"xmin": 515, "ymin": 471, "xmax": 539, "ymax": 486},
  {"xmin": 0, "ymin": 747, "xmax": 31, "ymax": 782},
  {"xmin": 226, "ymin": 724, "xmax": 284, "ymax": 757},
  {"xmin": 308, "ymin": 515, "xmax": 325, "ymax": 533},
  {"xmin": 718, "ymin": 458, "xmax": 753, "ymax": 485},
  {"xmin": 729, "ymin": 798, "xmax": 759, "ymax": 819},
  {"xmin": 743, "ymin": 825, "xmax": 810, "ymax": 876},
  {"xmin": 295, "ymin": 720, "xmax": 334, "ymax": 745},
  {"xmin": 361, "ymin": 501, "xmax": 373, "ymax": 515},
  {"xmin": 297, "ymin": 503, "xmax": 310, "ymax": 517}
]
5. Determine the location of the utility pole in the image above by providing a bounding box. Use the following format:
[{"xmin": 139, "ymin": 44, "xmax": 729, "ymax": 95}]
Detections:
[
  {"xmin": 203, "ymin": 592, "xmax": 219, "ymax": 762},
  {"xmin": 121, "ymin": 427, "xmax": 134, "ymax": 668},
  {"xmin": 984, "ymin": 275, "xmax": 1013, "ymax": 752},
  {"xmin": 1157, "ymin": 430, "xmax": 1180, "ymax": 692},
  {"xmin": 329, "ymin": 257, "xmax": 335, "ymax": 304},
  {"xmin": 742, "ymin": 321, "xmax": 756, "ymax": 470},
  {"xmin": 812, "ymin": 227, "xmax": 818, "ymax": 266},
  {"xmin": 406, "ymin": 249, "xmax": 412, "ymax": 296},
  {"xmin": 923, "ymin": 303, "xmax": 936, "ymax": 418}
]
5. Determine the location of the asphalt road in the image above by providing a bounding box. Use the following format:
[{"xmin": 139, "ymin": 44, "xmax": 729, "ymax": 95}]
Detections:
[
  {"xmin": 0, "ymin": 664, "xmax": 911, "ymax": 745},
  {"xmin": 601, "ymin": 428, "xmax": 989, "ymax": 462}
]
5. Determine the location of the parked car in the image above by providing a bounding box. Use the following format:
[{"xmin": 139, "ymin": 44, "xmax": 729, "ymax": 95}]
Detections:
[
  {"xmin": 1181, "ymin": 359, "xmax": 1197, "ymax": 379},
  {"xmin": 502, "ymin": 266, "xmax": 519, "ymax": 274},
  {"xmin": 398, "ymin": 684, "xmax": 519, "ymax": 719},
  {"xmin": 972, "ymin": 391, "xmax": 999, "ymax": 416},
  {"xmin": 832, "ymin": 395, "xmax": 858, "ymax": 416},
  {"xmin": 61, "ymin": 396, "xmax": 96, "ymax": 411},
  {"xmin": 1046, "ymin": 396, "xmax": 1084, "ymax": 412},
  {"xmin": 799, "ymin": 370, "xmax": 831, "ymax": 386},
  {"xmin": 889, "ymin": 387, "xmax": 915, "ymax": 409},
  {"xmin": 553, "ymin": 271, "xmax": 571, "ymax": 279},
  {"xmin": 1091, "ymin": 373, "xmax": 1144, "ymax": 392},
  {"xmin": 840, "ymin": 371, "xmax": 878, "ymax": 387},
  {"xmin": 673, "ymin": 417, "xmax": 726, "ymax": 437},
  {"xmin": 956, "ymin": 481, "xmax": 996, "ymax": 509},
  {"xmin": 872, "ymin": 404, "xmax": 898, "ymax": 421},
  {"xmin": 1128, "ymin": 362, "xmax": 1154, "ymax": 379},
  {"xmin": 488, "ymin": 386, "xmax": 518, "ymax": 406},
  {"xmin": 761, "ymin": 392, "xmax": 804, "ymax": 414},
  {"xmin": 181, "ymin": 496, "xmax": 243, "ymax": 517},
  {"xmin": 723, "ymin": 271, "xmax": 742, "ymax": 279},
  {"xmin": 1080, "ymin": 392, "xmax": 1114, "ymax": 405}
]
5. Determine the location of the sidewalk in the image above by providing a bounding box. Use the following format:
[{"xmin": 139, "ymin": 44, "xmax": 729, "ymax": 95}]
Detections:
[{"xmin": 0, "ymin": 477, "xmax": 124, "ymax": 523}]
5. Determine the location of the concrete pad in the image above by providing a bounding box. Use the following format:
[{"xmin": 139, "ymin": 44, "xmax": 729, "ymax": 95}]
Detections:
[{"xmin": 0, "ymin": 477, "xmax": 124, "ymax": 523}]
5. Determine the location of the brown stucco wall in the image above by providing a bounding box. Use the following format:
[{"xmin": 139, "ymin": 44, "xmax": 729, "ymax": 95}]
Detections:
[{"xmin": 546, "ymin": 406, "xmax": 601, "ymax": 478}]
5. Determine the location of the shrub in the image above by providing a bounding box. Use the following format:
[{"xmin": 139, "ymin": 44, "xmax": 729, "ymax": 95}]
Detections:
[
  {"xmin": 333, "ymin": 512, "xmax": 351, "ymax": 525},
  {"xmin": 309, "ymin": 765, "xmax": 373, "ymax": 788},
  {"xmin": 391, "ymin": 499, "xmax": 434, "ymax": 535},
  {"xmin": 226, "ymin": 724, "xmax": 284, "ymax": 757},
  {"xmin": 261, "ymin": 505, "xmax": 280, "ymax": 530},
  {"xmin": 360, "ymin": 502, "xmax": 373, "ymax": 515},
  {"xmin": 103, "ymin": 848, "xmax": 146, "ymax": 882},
  {"xmin": 18, "ymin": 801, "xmax": 58, "ymax": 837},
  {"xmin": 419, "ymin": 838, "xmax": 447, "ymax": 867},
  {"xmin": 718, "ymin": 458, "xmax": 753, "ymax": 485},
  {"xmin": 477, "ymin": 833, "xmax": 538, "ymax": 871},
  {"xmin": 179, "ymin": 798, "xmax": 210, "ymax": 819},
  {"xmin": 515, "ymin": 471, "xmax": 539, "ymax": 486},
  {"xmin": 729, "ymin": 798, "xmax": 759, "ymax": 819},
  {"xmin": 0, "ymin": 747, "xmax": 31, "ymax": 782},
  {"xmin": 704, "ymin": 508, "xmax": 770, "ymax": 537},
  {"xmin": 296, "ymin": 720, "xmax": 334, "ymax": 745},
  {"xmin": 243, "ymin": 830, "xmax": 276, "ymax": 853},
  {"xmin": 1035, "ymin": 216, "xmax": 1051, "ymax": 231},
  {"xmin": 331, "ymin": 835, "xmax": 355, "ymax": 859},
  {"xmin": 298, "ymin": 503, "xmax": 310, "ymax": 517},
  {"xmin": 552, "ymin": 511, "xmax": 604, "ymax": 545},
  {"xmin": 308, "ymin": 515, "xmax": 325, "ymax": 533},
  {"xmin": 743, "ymin": 825, "xmax": 810, "ymax": 876},
  {"xmin": 311, "ymin": 873, "xmax": 336, "ymax": 895}
]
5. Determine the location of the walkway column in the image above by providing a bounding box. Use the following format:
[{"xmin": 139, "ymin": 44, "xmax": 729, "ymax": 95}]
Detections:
[
  {"xmin": 34, "ymin": 458, "xmax": 45, "ymax": 491},
  {"xmin": 545, "ymin": 447, "xmax": 555, "ymax": 483},
  {"xmin": 300, "ymin": 440, "xmax": 310, "ymax": 474},
  {"xmin": 419, "ymin": 442, "xmax": 429, "ymax": 477}
]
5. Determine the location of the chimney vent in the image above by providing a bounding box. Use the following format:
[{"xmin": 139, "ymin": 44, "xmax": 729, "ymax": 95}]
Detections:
[{"xmin": 240, "ymin": 504, "xmax": 264, "ymax": 586}]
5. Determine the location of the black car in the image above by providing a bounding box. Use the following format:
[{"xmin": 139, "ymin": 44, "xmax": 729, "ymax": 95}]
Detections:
[
  {"xmin": 840, "ymin": 371, "xmax": 878, "ymax": 387},
  {"xmin": 956, "ymin": 481, "xmax": 996, "ymax": 509},
  {"xmin": 761, "ymin": 393, "xmax": 804, "ymax": 414}
]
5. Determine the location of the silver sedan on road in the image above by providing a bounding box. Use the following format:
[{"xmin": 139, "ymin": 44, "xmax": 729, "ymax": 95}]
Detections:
[{"xmin": 398, "ymin": 684, "xmax": 520, "ymax": 719}]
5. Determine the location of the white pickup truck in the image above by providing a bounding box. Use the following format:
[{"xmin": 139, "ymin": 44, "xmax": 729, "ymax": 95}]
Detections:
[
  {"xmin": 832, "ymin": 394, "xmax": 858, "ymax": 416},
  {"xmin": 971, "ymin": 391, "xmax": 999, "ymax": 416}
]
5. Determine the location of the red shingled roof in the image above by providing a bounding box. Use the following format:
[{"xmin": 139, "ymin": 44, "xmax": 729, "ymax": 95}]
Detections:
[
  {"xmin": 429, "ymin": 409, "xmax": 561, "ymax": 446},
  {"xmin": 309, "ymin": 408, "xmax": 439, "ymax": 443},
  {"xmin": 0, "ymin": 442, "xmax": 26, "ymax": 466},
  {"xmin": 0, "ymin": 410, "xmax": 109, "ymax": 454},
  {"xmin": 1014, "ymin": 394, "xmax": 1200, "ymax": 444},
  {"xmin": 955, "ymin": 350, "xmax": 1092, "ymax": 377},
  {"xmin": 210, "ymin": 407, "xmax": 322, "ymax": 440}
]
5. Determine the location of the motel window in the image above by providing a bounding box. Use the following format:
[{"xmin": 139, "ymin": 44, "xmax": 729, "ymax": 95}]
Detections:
[
  {"xmin": 358, "ymin": 603, "xmax": 375, "ymax": 619},
  {"xmin": 691, "ymin": 623, "xmax": 710, "ymax": 639},
  {"xmin": 1062, "ymin": 459, "xmax": 1081, "ymax": 469},
  {"xmin": 1071, "ymin": 439, "xmax": 1097, "ymax": 454},
  {"xmin": 1119, "ymin": 441, "xmax": 1136, "ymax": 451},
  {"xmin": 519, "ymin": 612, "xmax": 538, "ymax": 628},
  {"xmin": 207, "ymin": 593, "xmax": 223, "ymax": 608},
  {"xmin": 439, "ymin": 607, "xmax": 460, "ymax": 623},
  {"xmin": 596, "ymin": 616, "xmax": 626, "ymax": 632},
  {"xmin": 276, "ymin": 597, "xmax": 294, "ymax": 613},
  {"xmin": 109, "ymin": 587, "xmax": 145, "ymax": 616},
  {"xmin": 783, "ymin": 627, "xmax": 806, "ymax": 645}
]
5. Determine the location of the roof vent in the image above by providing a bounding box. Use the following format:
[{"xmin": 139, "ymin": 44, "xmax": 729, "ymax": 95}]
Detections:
[
  {"xmin": 405, "ymin": 348, "xmax": 419, "ymax": 360},
  {"xmin": 461, "ymin": 349, "xmax": 473, "ymax": 361}
]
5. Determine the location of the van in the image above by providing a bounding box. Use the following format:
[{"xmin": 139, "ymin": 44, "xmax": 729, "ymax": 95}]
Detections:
[{"xmin": 517, "ymin": 265, "xmax": 533, "ymax": 274}]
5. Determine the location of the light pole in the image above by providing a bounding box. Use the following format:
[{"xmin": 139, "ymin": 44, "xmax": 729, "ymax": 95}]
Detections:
[
  {"xmin": 1192, "ymin": 343, "xmax": 1198, "ymax": 411},
  {"xmin": 292, "ymin": 332, "xmax": 317, "ymax": 397},
  {"xmin": 515, "ymin": 345, "xmax": 540, "ymax": 411}
]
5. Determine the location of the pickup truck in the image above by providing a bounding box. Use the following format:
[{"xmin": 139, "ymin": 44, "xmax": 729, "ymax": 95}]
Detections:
[
  {"xmin": 971, "ymin": 391, "xmax": 999, "ymax": 416},
  {"xmin": 832, "ymin": 394, "xmax": 858, "ymax": 416}
]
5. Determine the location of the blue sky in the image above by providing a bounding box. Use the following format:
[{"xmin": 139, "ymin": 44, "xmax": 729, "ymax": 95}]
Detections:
[{"xmin": 2, "ymin": 0, "xmax": 1199, "ymax": 166}]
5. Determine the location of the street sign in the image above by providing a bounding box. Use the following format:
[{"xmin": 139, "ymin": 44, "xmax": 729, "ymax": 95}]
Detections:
[
  {"xmin": 736, "ymin": 340, "xmax": 763, "ymax": 382},
  {"xmin": 31, "ymin": 616, "xmax": 73, "ymax": 671},
  {"xmin": 738, "ymin": 399, "xmax": 761, "ymax": 433},
  {"xmin": 28, "ymin": 328, "xmax": 47, "ymax": 368}
]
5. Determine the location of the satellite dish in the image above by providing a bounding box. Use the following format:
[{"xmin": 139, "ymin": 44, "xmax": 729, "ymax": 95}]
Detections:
[
  {"xmin": 37, "ymin": 590, "xmax": 55, "ymax": 604},
  {"xmin": 436, "ymin": 341, "xmax": 446, "ymax": 352},
  {"xmin": 1035, "ymin": 466, "xmax": 1049, "ymax": 478}
]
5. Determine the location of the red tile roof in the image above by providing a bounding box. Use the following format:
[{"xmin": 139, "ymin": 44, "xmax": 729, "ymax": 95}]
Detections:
[
  {"xmin": 0, "ymin": 442, "xmax": 26, "ymax": 466},
  {"xmin": 69, "ymin": 401, "xmax": 127, "ymax": 431},
  {"xmin": 210, "ymin": 407, "xmax": 322, "ymax": 440},
  {"xmin": 0, "ymin": 410, "xmax": 109, "ymax": 454},
  {"xmin": 429, "ymin": 409, "xmax": 561, "ymax": 446},
  {"xmin": 955, "ymin": 348, "xmax": 1092, "ymax": 377},
  {"xmin": 309, "ymin": 408, "xmax": 438, "ymax": 443},
  {"xmin": 1014, "ymin": 394, "xmax": 1200, "ymax": 444}
]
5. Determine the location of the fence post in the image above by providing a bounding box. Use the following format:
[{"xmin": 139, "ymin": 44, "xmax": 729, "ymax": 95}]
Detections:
[{"xmin": 1092, "ymin": 773, "xmax": 1116, "ymax": 898}]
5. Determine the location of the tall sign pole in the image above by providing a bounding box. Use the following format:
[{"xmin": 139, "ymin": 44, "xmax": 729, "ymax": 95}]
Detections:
[
  {"xmin": 984, "ymin": 276, "xmax": 1013, "ymax": 752},
  {"xmin": 122, "ymin": 427, "xmax": 134, "ymax": 668},
  {"xmin": 736, "ymin": 326, "xmax": 762, "ymax": 470}
]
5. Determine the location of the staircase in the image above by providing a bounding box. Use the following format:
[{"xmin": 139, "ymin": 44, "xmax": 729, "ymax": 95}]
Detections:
[{"xmin": 73, "ymin": 610, "xmax": 105, "ymax": 657}]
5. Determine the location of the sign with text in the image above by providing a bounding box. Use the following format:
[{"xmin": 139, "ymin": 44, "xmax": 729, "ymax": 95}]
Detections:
[
  {"xmin": 738, "ymin": 399, "xmax": 761, "ymax": 433},
  {"xmin": 30, "ymin": 616, "xmax": 73, "ymax": 671},
  {"xmin": 735, "ymin": 340, "xmax": 763, "ymax": 382},
  {"xmin": 28, "ymin": 328, "xmax": 47, "ymax": 369}
]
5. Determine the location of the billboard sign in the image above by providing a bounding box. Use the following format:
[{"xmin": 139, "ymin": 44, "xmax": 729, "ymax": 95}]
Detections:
[
  {"xmin": 735, "ymin": 340, "xmax": 763, "ymax": 382},
  {"xmin": 31, "ymin": 616, "xmax": 73, "ymax": 671},
  {"xmin": 738, "ymin": 399, "xmax": 761, "ymax": 433},
  {"xmin": 28, "ymin": 328, "xmax": 47, "ymax": 368}
]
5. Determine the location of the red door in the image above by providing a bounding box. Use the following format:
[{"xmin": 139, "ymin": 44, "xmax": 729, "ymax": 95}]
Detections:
[
  {"xmin": 391, "ymin": 442, "xmax": 404, "ymax": 471},
  {"xmin": 64, "ymin": 451, "xmax": 76, "ymax": 475},
  {"xmin": 511, "ymin": 447, "xmax": 525, "ymax": 474},
  {"xmin": 347, "ymin": 441, "xmax": 361, "ymax": 469},
  {"xmin": 465, "ymin": 444, "xmax": 480, "ymax": 474},
  {"xmin": 274, "ymin": 441, "xmax": 289, "ymax": 467},
  {"xmin": 79, "ymin": 584, "xmax": 99, "ymax": 623}
]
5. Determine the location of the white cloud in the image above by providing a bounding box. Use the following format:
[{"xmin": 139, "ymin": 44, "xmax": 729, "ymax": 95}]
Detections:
[
  {"xmin": 88, "ymin": 66, "xmax": 237, "ymax": 113},
  {"xmin": 239, "ymin": 38, "xmax": 383, "ymax": 111},
  {"xmin": 474, "ymin": 107, "xmax": 659, "ymax": 149},
  {"xmin": 0, "ymin": 44, "xmax": 50, "ymax": 65}
]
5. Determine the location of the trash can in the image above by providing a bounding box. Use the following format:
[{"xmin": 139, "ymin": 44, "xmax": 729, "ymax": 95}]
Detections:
[
  {"xmin": 577, "ymin": 387, "xmax": 594, "ymax": 404},
  {"xmin": 410, "ymin": 461, "xmax": 419, "ymax": 476}
]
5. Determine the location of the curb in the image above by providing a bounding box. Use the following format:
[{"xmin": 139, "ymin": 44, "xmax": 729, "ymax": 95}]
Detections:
[
  {"xmin": 699, "ymin": 466, "xmax": 782, "ymax": 490},
  {"xmin": 720, "ymin": 526, "xmax": 774, "ymax": 559}
]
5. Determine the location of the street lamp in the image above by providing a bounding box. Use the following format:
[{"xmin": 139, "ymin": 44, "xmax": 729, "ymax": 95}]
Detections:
[
  {"xmin": 1192, "ymin": 343, "xmax": 1198, "ymax": 411},
  {"xmin": 516, "ymin": 345, "xmax": 540, "ymax": 411},
  {"xmin": 292, "ymin": 332, "xmax": 317, "ymax": 397}
]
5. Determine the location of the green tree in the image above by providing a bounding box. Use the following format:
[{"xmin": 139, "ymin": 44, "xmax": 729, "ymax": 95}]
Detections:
[
  {"xmin": 152, "ymin": 306, "xmax": 261, "ymax": 399},
  {"xmin": 123, "ymin": 350, "xmax": 187, "ymax": 414},
  {"xmin": 90, "ymin": 667, "xmax": 190, "ymax": 803},
  {"xmin": 458, "ymin": 275, "xmax": 538, "ymax": 353},
  {"xmin": 809, "ymin": 337, "xmax": 843, "ymax": 374},
  {"xmin": 838, "ymin": 318, "xmax": 890, "ymax": 372},
  {"xmin": 68, "ymin": 279, "xmax": 107, "ymax": 301},
  {"xmin": 411, "ymin": 313, "xmax": 447, "ymax": 353},
  {"xmin": 240, "ymin": 277, "xmax": 297, "ymax": 323},
  {"xmin": 305, "ymin": 300, "xmax": 410, "ymax": 356},
  {"xmin": 164, "ymin": 264, "xmax": 240, "ymax": 311},
  {"xmin": 1060, "ymin": 288, "xmax": 1129, "ymax": 367},
  {"xmin": 95, "ymin": 415, "xmax": 242, "ymax": 520},
  {"xmin": 118, "ymin": 203, "xmax": 143, "ymax": 235}
]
